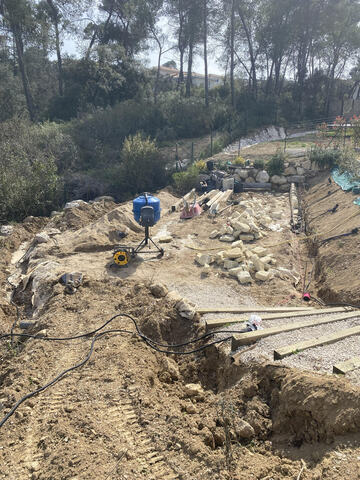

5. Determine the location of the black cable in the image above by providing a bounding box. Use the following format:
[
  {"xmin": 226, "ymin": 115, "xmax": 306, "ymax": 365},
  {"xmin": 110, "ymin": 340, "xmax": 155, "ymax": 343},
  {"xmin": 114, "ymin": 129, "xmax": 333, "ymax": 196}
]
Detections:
[{"xmin": 0, "ymin": 329, "xmax": 132, "ymax": 428}]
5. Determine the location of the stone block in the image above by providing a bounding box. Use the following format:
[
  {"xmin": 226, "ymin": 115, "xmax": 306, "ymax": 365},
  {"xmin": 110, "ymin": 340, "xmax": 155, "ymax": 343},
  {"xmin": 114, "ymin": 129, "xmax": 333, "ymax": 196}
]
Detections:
[
  {"xmin": 256, "ymin": 170, "xmax": 270, "ymax": 183},
  {"xmin": 255, "ymin": 270, "xmax": 271, "ymax": 281},
  {"xmin": 237, "ymin": 271, "xmax": 253, "ymax": 284},
  {"xmin": 284, "ymin": 166, "xmax": 297, "ymax": 175},
  {"xmin": 224, "ymin": 248, "xmax": 243, "ymax": 259},
  {"xmin": 271, "ymin": 175, "xmax": 287, "ymax": 185},
  {"xmin": 287, "ymin": 175, "xmax": 306, "ymax": 184},
  {"xmin": 220, "ymin": 235, "xmax": 236, "ymax": 243},
  {"xmin": 239, "ymin": 234, "xmax": 254, "ymax": 242},
  {"xmin": 209, "ymin": 230, "xmax": 219, "ymax": 239},
  {"xmin": 224, "ymin": 260, "xmax": 239, "ymax": 270},
  {"xmin": 253, "ymin": 246, "xmax": 267, "ymax": 257},
  {"xmin": 195, "ymin": 253, "xmax": 212, "ymax": 266}
]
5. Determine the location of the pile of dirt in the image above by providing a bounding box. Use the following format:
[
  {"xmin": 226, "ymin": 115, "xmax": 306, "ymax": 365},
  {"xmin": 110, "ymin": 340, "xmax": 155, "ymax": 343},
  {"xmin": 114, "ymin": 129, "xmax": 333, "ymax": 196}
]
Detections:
[{"xmin": 304, "ymin": 172, "xmax": 360, "ymax": 304}]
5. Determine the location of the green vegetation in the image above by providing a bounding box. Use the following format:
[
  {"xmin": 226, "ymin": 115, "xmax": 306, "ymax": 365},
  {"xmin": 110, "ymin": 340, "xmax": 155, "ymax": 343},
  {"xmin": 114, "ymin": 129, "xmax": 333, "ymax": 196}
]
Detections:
[
  {"xmin": 253, "ymin": 159, "xmax": 265, "ymax": 170},
  {"xmin": 267, "ymin": 150, "xmax": 286, "ymax": 176},
  {"xmin": 172, "ymin": 165, "xmax": 200, "ymax": 194},
  {"xmin": 1, "ymin": 0, "xmax": 360, "ymax": 222},
  {"xmin": 308, "ymin": 146, "xmax": 341, "ymax": 170}
]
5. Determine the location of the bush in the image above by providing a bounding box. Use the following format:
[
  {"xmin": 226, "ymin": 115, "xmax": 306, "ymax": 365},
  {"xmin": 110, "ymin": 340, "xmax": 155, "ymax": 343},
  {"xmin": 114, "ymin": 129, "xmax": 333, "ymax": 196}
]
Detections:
[
  {"xmin": 233, "ymin": 156, "xmax": 245, "ymax": 166},
  {"xmin": 110, "ymin": 133, "xmax": 168, "ymax": 199},
  {"xmin": 172, "ymin": 165, "xmax": 200, "ymax": 194},
  {"xmin": 308, "ymin": 146, "xmax": 341, "ymax": 170},
  {"xmin": 253, "ymin": 158, "xmax": 265, "ymax": 169},
  {"xmin": 0, "ymin": 119, "xmax": 62, "ymax": 222},
  {"xmin": 267, "ymin": 150, "xmax": 285, "ymax": 176},
  {"xmin": 195, "ymin": 160, "xmax": 207, "ymax": 172}
]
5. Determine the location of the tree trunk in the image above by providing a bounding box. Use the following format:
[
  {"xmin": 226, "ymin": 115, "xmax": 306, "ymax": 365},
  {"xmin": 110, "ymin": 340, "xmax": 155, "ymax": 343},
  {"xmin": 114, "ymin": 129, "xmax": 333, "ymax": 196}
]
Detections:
[
  {"xmin": 46, "ymin": 0, "xmax": 63, "ymax": 96},
  {"xmin": 13, "ymin": 23, "xmax": 36, "ymax": 121},
  {"xmin": 154, "ymin": 40, "xmax": 162, "ymax": 104},
  {"xmin": 237, "ymin": 4, "xmax": 257, "ymax": 98},
  {"xmin": 203, "ymin": 0, "xmax": 209, "ymax": 107},
  {"xmin": 230, "ymin": 0, "xmax": 235, "ymax": 108},
  {"xmin": 186, "ymin": 40, "xmax": 194, "ymax": 97}
]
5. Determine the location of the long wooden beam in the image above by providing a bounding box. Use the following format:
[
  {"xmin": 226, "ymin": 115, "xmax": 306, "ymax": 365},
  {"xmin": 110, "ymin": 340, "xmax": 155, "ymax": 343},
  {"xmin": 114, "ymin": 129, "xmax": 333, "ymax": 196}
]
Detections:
[
  {"xmin": 231, "ymin": 311, "xmax": 360, "ymax": 350},
  {"xmin": 199, "ymin": 306, "xmax": 315, "ymax": 315},
  {"xmin": 206, "ymin": 307, "xmax": 353, "ymax": 330},
  {"xmin": 274, "ymin": 325, "xmax": 360, "ymax": 360},
  {"xmin": 333, "ymin": 357, "xmax": 360, "ymax": 375}
]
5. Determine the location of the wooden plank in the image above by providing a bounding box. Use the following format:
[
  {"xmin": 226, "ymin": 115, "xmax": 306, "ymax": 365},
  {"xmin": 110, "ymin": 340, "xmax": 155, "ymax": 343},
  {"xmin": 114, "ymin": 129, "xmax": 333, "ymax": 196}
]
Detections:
[
  {"xmin": 274, "ymin": 325, "xmax": 360, "ymax": 360},
  {"xmin": 206, "ymin": 306, "xmax": 353, "ymax": 329},
  {"xmin": 199, "ymin": 306, "xmax": 315, "ymax": 315},
  {"xmin": 170, "ymin": 188, "xmax": 196, "ymax": 212},
  {"xmin": 333, "ymin": 357, "xmax": 360, "ymax": 375},
  {"xmin": 231, "ymin": 311, "xmax": 360, "ymax": 350}
]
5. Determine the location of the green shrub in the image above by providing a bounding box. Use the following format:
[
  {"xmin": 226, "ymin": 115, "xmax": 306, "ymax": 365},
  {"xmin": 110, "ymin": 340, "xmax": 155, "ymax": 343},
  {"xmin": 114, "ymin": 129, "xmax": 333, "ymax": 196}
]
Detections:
[
  {"xmin": 110, "ymin": 133, "xmax": 168, "ymax": 199},
  {"xmin": 267, "ymin": 150, "xmax": 285, "ymax": 176},
  {"xmin": 172, "ymin": 165, "xmax": 200, "ymax": 194},
  {"xmin": 308, "ymin": 146, "xmax": 341, "ymax": 169},
  {"xmin": 253, "ymin": 159, "xmax": 265, "ymax": 169}
]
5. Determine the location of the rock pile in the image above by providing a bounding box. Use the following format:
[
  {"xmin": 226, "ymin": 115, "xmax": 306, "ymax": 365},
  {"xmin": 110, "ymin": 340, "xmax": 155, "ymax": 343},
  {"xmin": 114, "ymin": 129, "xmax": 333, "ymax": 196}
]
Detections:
[{"xmin": 195, "ymin": 194, "xmax": 288, "ymax": 284}]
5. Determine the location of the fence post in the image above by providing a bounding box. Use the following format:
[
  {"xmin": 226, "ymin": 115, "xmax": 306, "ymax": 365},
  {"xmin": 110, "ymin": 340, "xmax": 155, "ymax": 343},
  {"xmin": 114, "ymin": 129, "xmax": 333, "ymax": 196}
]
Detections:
[
  {"xmin": 191, "ymin": 142, "xmax": 194, "ymax": 163},
  {"xmin": 238, "ymin": 138, "xmax": 241, "ymax": 156},
  {"xmin": 210, "ymin": 129, "xmax": 213, "ymax": 156},
  {"xmin": 284, "ymin": 129, "xmax": 288, "ymax": 153},
  {"xmin": 344, "ymin": 123, "xmax": 347, "ymax": 148}
]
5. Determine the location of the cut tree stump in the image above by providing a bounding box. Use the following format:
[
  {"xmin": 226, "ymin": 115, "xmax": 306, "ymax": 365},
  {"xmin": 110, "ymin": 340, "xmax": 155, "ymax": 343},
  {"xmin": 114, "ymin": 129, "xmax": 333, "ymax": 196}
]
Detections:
[
  {"xmin": 333, "ymin": 357, "xmax": 360, "ymax": 374},
  {"xmin": 231, "ymin": 311, "xmax": 360, "ymax": 350},
  {"xmin": 274, "ymin": 325, "xmax": 360, "ymax": 360}
]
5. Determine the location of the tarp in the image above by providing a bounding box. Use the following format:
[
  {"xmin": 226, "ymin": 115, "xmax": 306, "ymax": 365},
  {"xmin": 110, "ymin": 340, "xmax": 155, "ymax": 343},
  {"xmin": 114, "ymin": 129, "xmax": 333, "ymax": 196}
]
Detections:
[{"xmin": 331, "ymin": 168, "xmax": 360, "ymax": 206}]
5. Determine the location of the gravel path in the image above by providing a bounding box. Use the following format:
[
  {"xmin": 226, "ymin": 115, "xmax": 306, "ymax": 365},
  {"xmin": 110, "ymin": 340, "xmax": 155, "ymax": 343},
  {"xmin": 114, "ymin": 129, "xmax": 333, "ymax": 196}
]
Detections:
[{"xmin": 212, "ymin": 312, "xmax": 360, "ymax": 381}]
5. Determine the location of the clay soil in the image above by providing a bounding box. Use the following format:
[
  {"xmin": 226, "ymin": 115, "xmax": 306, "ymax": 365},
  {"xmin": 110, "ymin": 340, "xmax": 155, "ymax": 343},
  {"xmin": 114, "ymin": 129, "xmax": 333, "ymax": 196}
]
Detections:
[{"xmin": 1, "ymin": 182, "xmax": 360, "ymax": 479}]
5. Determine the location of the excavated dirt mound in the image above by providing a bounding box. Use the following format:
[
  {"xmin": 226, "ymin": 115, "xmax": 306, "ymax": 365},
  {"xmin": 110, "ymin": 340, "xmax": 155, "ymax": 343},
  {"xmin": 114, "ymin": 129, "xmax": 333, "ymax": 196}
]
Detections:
[{"xmin": 304, "ymin": 172, "xmax": 360, "ymax": 304}]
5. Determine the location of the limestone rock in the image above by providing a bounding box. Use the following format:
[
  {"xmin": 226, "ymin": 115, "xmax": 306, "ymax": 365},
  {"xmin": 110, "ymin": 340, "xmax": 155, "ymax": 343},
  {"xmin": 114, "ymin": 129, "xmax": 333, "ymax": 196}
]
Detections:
[
  {"xmin": 235, "ymin": 419, "xmax": 255, "ymax": 439},
  {"xmin": 302, "ymin": 159, "xmax": 311, "ymax": 170},
  {"xmin": 252, "ymin": 256, "xmax": 265, "ymax": 272},
  {"xmin": 256, "ymin": 170, "xmax": 270, "ymax": 183},
  {"xmin": 296, "ymin": 167, "xmax": 305, "ymax": 175},
  {"xmin": 209, "ymin": 230, "xmax": 219, "ymax": 239},
  {"xmin": 224, "ymin": 260, "xmax": 239, "ymax": 270},
  {"xmin": 158, "ymin": 235, "xmax": 173, "ymax": 243},
  {"xmin": 167, "ymin": 291, "xmax": 183, "ymax": 303},
  {"xmin": 228, "ymin": 267, "xmax": 244, "ymax": 277},
  {"xmin": 184, "ymin": 383, "xmax": 205, "ymax": 399},
  {"xmin": 232, "ymin": 221, "xmax": 251, "ymax": 233},
  {"xmin": 150, "ymin": 283, "xmax": 168, "ymax": 298},
  {"xmin": 253, "ymin": 246, "xmax": 267, "ymax": 257},
  {"xmin": 64, "ymin": 200, "xmax": 87, "ymax": 209},
  {"xmin": 235, "ymin": 169, "xmax": 249, "ymax": 179},
  {"xmin": 271, "ymin": 175, "xmax": 287, "ymax": 185},
  {"xmin": 195, "ymin": 254, "xmax": 212, "ymax": 267},
  {"xmin": 284, "ymin": 166, "xmax": 297, "ymax": 175},
  {"xmin": 224, "ymin": 248, "xmax": 243, "ymax": 259},
  {"xmin": 245, "ymin": 177, "xmax": 255, "ymax": 184},
  {"xmin": 0, "ymin": 225, "xmax": 14, "ymax": 236},
  {"xmin": 255, "ymin": 270, "xmax": 271, "ymax": 281},
  {"xmin": 271, "ymin": 211, "xmax": 283, "ymax": 220},
  {"xmin": 231, "ymin": 240, "xmax": 244, "ymax": 248},
  {"xmin": 239, "ymin": 234, "xmax": 254, "ymax": 242},
  {"xmin": 34, "ymin": 233, "xmax": 50, "ymax": 244},
  {"xmin": 176, "ymin": 300, "xmax": 196, "ymax": 320},
  {"xmin": 237, "ymin": 271, "xmax": 253, "ymax": 284},
  {"xmin": 220, "ymin": 235, "xmax": 236, "ymax": 243}
]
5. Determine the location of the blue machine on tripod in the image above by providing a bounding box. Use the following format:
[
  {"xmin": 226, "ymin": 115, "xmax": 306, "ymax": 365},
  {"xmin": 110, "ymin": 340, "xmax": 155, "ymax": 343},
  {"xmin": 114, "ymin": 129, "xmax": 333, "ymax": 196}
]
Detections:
[{"xmin": 113, "ymin": 193, "xmax": 164, "ymax": 266}]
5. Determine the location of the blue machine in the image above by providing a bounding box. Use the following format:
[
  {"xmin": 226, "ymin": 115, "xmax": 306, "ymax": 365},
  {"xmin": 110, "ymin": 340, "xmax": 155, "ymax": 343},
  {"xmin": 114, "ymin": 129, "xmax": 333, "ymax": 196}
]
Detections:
[
  {"xmin": 133, "ymin": 194, "xmax": 161, "ymax": 225},
  {"xmin": 113, "ymin": 193, "xmax": 164, "ymax": 266}
]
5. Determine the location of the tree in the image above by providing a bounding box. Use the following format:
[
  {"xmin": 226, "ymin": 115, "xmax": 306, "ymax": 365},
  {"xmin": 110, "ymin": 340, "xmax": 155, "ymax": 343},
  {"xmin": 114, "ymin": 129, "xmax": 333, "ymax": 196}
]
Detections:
[{"xmin": 0, "ymin": 0, "xmax": 37, "ymax": 120}]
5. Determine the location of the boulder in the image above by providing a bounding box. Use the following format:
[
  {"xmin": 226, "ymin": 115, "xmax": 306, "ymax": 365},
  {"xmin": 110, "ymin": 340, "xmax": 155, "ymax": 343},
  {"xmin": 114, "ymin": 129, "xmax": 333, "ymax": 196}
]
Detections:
[
  {"xmin": 176, "ymin": 300, "xmax": 196, "ymax": 320},
  {"xmin": 284, "ymin": 166, "xmax": 297, "ymax": 175},
  {"xmin": 150, "ymin": 283, "xmax": 168, "ymax": 298},
  {"xmin": 64, "ymin": 200, "xmax": 87, "ymax": 209},
  {"xmin": 271, "ymin": 175, "xmax": 287, "ymax": 185},
  {"xmin": 287, "ymin": 175, "xmax": 306, "ymax": 184},
  {"xmin": 279, "ymin": 184, "xmax": 291, "ymax": 192},
  {"xmin": 224, "ymin": 260, "xmax": 239, "ymax": 270},
  {"xmin": 252, "ymin": 246, "xmax": 267, "ymax": 257},
  {"xmin": 235, "ymin": 169, "xmax": 249, "ymax": 179},
  {"xmin": 224, "ymin": 248, "xmax": 243, "ymax": 259},
  {"xmin": 184, "ymin": 383, "xmax": 205, "ymax": 399},
  {"xmin": 0, "ymin": 225, "xmax": 14, "ymax": 236},
  {"xmin": 158, "ymin": 235, "xmax": 173, "ymax": 243},
  {"xmin": 220, "ymin": 235, "xmax": 236, "ymax": 243},
  {"xmin": 231, "ymin": 240, "xmax": 244, "ymax": 248},
  {"xmin": 237, "ymin": 271, "xmax": 253, "ymax": 284},
  {"xmin": 195, "ymin": 253, "xmax": 212, "ymax": 267},
  {"xmin": 255, "ymin": 270, "xmax": 271, "ymax": 281},
  {"xmin": 228, "ymin": 267, "xmax": 244, "ymax": 277},
  {"xmin": 232, "ymin": 221, "xmax": 251, "ymax": 233},
  {"xmin": 235, "ymin": 419, "xmax": 255, "ymax": 440},
  {"xmin": 256, "ymin": 170, "xmax": 270, "ymax": 183},
  {"xmin": 245, "ymin": 177, "xmax": 256, "ymax": 184},
  {"xmin": 296, "ymin": 167, "xmax": 305, "ymax": 175},
  {"xmin": 239, "ymin": 234, "xmax": 255, "ymax": 242},
  {"xmin": 302, "ymin": 159, "xmax": 312, "ymax": 170}
]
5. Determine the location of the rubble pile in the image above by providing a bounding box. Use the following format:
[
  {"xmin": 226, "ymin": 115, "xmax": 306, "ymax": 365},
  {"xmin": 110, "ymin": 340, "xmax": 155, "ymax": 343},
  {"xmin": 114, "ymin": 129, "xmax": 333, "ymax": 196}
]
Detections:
[{"xmin": 195, "ymin": 194, "xmax": 288, "ymax": 284}]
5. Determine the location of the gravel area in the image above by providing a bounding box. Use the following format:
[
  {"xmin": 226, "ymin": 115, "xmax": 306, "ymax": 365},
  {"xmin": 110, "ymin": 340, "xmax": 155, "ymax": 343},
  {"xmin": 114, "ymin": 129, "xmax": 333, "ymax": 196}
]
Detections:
[{"xmin": 220, "ymin": 314, "xmax": 360, "ymax": 377}]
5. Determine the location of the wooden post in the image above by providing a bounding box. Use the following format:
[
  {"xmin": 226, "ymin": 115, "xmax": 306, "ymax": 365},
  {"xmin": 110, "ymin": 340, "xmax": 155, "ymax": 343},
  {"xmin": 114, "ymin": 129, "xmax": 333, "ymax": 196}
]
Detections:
[
  {"xmin": 210, "ymin": 130, "xmax": 213, "ymax": 156},
  {"xmin": 238, "ymin": 138, "xmax": 241, "ymax": 156},
  {"xmin": 191, "ymin": 142, "xmax": 194, "ymax": 163},
  {"xmin": 344, "ymin": 123, "xmax": 347, "ymax": 148},
  {"xmin": 284, "ymin": 128, "xmax": 288, "ymax": 152}
]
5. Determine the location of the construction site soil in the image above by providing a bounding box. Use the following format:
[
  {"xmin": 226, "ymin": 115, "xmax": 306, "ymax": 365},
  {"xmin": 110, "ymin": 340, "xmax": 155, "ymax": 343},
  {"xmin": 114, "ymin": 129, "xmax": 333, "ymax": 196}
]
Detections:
[{"xmin": 1, "ymin": 172, "xmax": 360, "ymax": 479}]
